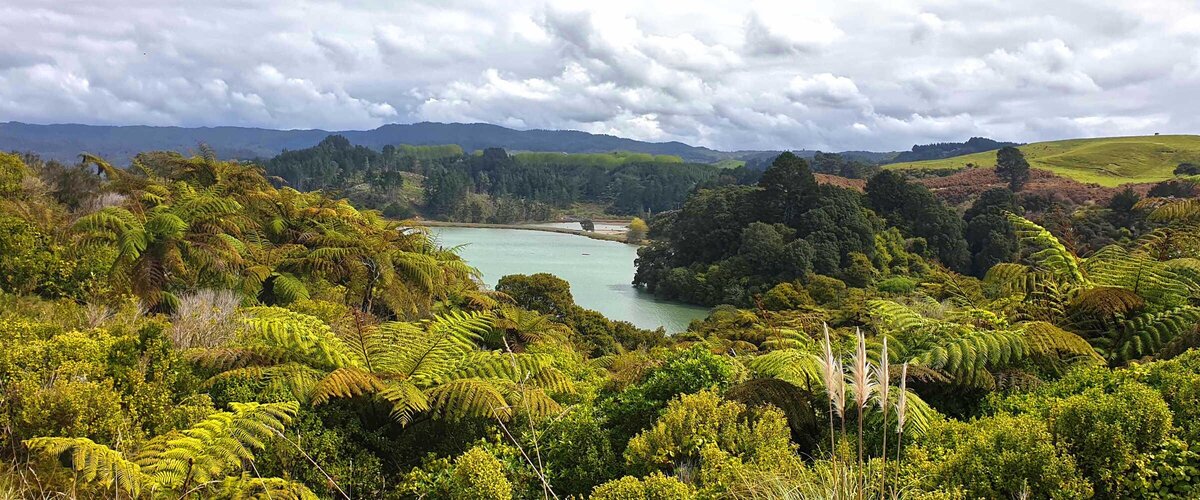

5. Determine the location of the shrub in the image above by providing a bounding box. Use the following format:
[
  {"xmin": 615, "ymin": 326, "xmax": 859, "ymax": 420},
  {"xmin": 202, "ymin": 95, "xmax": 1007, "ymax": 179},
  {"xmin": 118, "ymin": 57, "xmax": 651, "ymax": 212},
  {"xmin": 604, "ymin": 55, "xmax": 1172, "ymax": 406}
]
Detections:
[
  {"xmin": 806, "ymin": 275, "xmax": 847, "ymax": 305},
  {"xmin": 590, "ymin": 472, "xmax": 692, "ymax": 500},
  {"xmin": 876, "ymin": 276, "xmax": 918, "ymax": 294},
  {"xmin": 624, "ymin": 390, "xmax": 797, "ymax": 489},
  {"xmin": 842, "ymin": 252, "xmax": 877, "ymax": 287},
  {"xmin": 761, "ymin": 282, "xmax": 814, "ymax": 311},
  {"xmin": 627, "ymin": 217, "xmax": 649, "ymax": 243},
  {"xmin": 906, "ymin": 413, "xmax": 1091, "ymax": 499},
  {"xmin": 542, "ymin": 405, "xmax": 621, "ymax": 496},
  {"xmin": 450, "ymin": 447, "xmax": 513, "ymax": 500},
  {"xmin": 1049, "ymin": 382, "xmax": 1172, "ymax": 496},
  {"xmin": 603, "ymin": 347, "xmax": 741, "ymax": 444}
]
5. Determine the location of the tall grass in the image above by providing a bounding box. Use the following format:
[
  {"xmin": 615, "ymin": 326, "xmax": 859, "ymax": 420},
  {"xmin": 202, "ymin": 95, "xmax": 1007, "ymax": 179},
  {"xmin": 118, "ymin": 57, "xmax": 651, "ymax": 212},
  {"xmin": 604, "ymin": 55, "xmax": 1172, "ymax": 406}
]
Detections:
[{"xmin": 816, "ymin": 324, "xmax": 910, "ymax": 500}]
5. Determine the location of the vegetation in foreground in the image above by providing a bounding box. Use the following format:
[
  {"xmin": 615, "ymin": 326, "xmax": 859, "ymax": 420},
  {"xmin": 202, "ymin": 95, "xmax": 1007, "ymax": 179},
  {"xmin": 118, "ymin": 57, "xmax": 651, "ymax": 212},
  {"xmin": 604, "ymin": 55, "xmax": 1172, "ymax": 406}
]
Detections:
[
  {"xmin": 887, "ymin": 134, "xmax": 1200, "ymax": 186},
  {"xmin": 1, "ymin": 147, "xmax": 1200, "ymax": 498}
]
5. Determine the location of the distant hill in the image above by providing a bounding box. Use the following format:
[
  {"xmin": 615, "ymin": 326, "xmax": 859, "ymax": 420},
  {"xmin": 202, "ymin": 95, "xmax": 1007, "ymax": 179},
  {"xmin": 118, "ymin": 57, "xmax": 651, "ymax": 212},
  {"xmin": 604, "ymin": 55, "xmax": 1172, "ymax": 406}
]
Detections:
[
  {"xmin": 886, "ymin": 135, "xmax": 1200, "ymax": 186},
  {"xmin": 0, "ymin": 121, "xmax": 730, "ymax": 164},
  {"xmin": 888, "ymin": 137, "xmax": 1018, "ymax": 164}
]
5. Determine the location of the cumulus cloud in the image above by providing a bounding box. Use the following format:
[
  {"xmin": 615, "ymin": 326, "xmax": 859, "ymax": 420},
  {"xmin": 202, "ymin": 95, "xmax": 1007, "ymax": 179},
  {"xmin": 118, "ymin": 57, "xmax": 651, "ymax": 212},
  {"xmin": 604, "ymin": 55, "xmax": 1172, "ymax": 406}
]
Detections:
[{"xmin": 0, "ymin": 0, "xmax": 1197, "ymax": 151}]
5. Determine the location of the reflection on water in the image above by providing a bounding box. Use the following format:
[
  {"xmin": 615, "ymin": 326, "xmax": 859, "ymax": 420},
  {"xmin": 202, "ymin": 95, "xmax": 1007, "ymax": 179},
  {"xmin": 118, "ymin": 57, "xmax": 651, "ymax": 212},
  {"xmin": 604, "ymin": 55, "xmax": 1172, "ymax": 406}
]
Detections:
[{"xmin": 431, "ymin": 227, "xmax": 707, "ymax": 333}]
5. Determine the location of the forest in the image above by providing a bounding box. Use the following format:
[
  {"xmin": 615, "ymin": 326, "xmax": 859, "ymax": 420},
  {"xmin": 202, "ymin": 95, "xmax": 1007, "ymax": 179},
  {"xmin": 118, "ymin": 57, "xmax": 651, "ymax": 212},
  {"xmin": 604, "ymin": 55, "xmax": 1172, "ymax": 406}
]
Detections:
[
  {"xmin": 262, "ymin": 135, "xmax": 727, "ymax": 223},
  {"xmin": 2, "ymin": 145, "xmax": 1200, "ymax": 499}
]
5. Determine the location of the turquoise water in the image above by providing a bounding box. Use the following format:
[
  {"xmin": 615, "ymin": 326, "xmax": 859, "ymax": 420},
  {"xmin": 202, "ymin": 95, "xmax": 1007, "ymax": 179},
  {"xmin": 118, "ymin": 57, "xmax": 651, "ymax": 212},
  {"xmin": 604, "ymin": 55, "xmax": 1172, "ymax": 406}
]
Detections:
[{"xmin": 431, "ymin": 227, "xmax": 708, "ymax": 332}]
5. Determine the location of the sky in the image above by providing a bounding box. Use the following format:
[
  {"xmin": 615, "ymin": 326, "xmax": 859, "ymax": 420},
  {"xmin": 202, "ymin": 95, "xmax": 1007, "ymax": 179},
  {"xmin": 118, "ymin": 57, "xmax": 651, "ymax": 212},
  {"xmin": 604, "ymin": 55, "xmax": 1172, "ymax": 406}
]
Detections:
[{"xmin": 2, "ymin": 0, "xmax": 1200, "ymax": 152}]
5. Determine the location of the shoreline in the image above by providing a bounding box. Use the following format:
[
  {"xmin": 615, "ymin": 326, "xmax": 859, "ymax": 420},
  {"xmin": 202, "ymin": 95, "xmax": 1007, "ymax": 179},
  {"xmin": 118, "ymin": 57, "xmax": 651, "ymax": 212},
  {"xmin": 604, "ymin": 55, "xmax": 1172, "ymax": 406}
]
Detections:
[{"xmin": 420, "ymin": 220, "xmax": 636, "ymax": 244}]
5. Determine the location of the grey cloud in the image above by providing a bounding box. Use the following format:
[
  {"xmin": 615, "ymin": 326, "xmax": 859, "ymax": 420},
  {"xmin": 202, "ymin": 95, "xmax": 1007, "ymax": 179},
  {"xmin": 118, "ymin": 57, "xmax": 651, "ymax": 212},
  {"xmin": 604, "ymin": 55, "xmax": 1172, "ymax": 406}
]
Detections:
[{"xmin": 0, "ymin": 0, "xmax": 1196, "ymax": 151}]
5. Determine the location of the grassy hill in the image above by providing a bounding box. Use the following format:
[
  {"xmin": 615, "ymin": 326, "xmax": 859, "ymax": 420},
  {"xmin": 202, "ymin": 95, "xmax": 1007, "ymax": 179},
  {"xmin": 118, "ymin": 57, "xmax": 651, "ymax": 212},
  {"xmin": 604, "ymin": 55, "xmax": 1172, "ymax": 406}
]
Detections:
[{"xmin": 886, "ymin": 135, "xmax": 1200, "ymax": 186}]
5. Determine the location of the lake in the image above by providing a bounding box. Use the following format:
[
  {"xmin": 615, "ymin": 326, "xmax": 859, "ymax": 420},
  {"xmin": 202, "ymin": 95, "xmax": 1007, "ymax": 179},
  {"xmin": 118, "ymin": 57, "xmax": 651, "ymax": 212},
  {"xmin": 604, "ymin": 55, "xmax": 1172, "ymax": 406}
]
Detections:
[{"xmin": 430, "ymin": 227, "xmax": 709, "ymax": 332}]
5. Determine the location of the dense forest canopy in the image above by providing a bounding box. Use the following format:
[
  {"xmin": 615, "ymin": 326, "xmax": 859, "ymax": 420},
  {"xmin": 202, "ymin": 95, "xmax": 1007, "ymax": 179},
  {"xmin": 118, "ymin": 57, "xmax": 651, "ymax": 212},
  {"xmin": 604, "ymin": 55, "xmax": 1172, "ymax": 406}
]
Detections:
[
  {"xmin": 261, "ymin": 135, "xmax": 731, "ymax": 222},
  {"xmin": 2, "ymin": 144, "xmax": 1200, "ymax": 499}
]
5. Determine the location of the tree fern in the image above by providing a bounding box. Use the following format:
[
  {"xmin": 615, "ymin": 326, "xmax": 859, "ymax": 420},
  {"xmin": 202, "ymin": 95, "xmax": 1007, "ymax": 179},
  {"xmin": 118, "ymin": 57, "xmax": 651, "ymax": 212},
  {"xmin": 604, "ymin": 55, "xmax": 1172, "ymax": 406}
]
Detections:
[
  {"xmin": 1006, "ymin": 213, "xmax": 1087, "ymax": 287},
  {"xmin": 203, "ymin": 309, "xmax": 573, "ymax": 425},
  {"xmin": 25, "ymin": 402, "xmax": 302, "ymax": 498},
  {"xmin": 23, "ymin": 437, "xmax": 151, "ymax": 496},
  {"xmin": 747, "ymin": 349, "xmax": 824, "ymax": 391}
]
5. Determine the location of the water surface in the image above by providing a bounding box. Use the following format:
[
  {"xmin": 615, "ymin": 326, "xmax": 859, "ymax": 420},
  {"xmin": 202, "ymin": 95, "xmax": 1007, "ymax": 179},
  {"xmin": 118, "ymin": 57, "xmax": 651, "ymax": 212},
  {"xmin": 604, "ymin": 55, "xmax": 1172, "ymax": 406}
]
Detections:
[{"xmin": 432, "ymin": 227, "xmax": 707, "ymax": 332}]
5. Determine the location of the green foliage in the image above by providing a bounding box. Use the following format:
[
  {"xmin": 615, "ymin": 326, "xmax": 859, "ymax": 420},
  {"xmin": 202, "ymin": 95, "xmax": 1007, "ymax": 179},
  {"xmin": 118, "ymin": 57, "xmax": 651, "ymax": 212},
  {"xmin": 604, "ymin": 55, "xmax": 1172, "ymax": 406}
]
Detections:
[
  {"xmin": 905, "ymin": 413, "xmax": 1092, "ymax": 499},
  {"xmin": 602, "ymin": 346, "xmax": 741, "ymax": 446},
  {"xmin": 624, "ymin": 390, "xmax": 799, "ymax": 493},
  {"xmin": 497, "ymin": 272, "xmax": 575, "ymax": 317},
  {"xmin": 0, "ymin": 152, "xmax": 31, "ymax": 197},
  {"xmin": 995, "ymin": 146, "xmax": 1031, "ymax": 191},
  {"xmin": 4, "ymin": 143, "xmax": 1200, "ymax": 499},
  {"xmin": 876, "ymin": 276, "xmax": 918, "ymax": 294},
  {"xmin": 541, "ymin": 405, "xmax": 622, "ymax": 496},
  {"xmin": 634, "ymin": 153, "xmax": 891, "ymax": 306},
  {"xmin": 499, "ymin": 273, "xmax": 664, "ymax": 355},
  {"xmin": 1048, "ymin": 381, "xmax": 1172, "ymax": 496},
  {"xmin": 24, "ymin": 402, "xmax": 311, "ymax": 498},
  {"xmin": 450, "ymin": 446, "xmax": 513, "ymax": 500},
  {"xmin": 589, "ymin": 472, "xmax": 693, "ymax": 500},
  {"xmin": 806, "ymin": 274, "xmax": 848, "ymax": 306},
  {"xmin": 762, "ymin": 282, "xmax": 815, "ymax": 311},
  {"xmin": 866, "ymin": 170, "xmax": 970, "ymax": 272}
]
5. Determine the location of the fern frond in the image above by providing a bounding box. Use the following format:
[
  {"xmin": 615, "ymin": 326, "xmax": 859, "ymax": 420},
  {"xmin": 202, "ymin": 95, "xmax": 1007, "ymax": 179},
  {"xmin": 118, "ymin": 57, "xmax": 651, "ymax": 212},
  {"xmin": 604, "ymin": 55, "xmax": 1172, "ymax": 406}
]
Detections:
[
  {"xmin": 310, "ymin": 367, "xmax": 388, "ymax": 405},
  {"xmin": 747, "ymin": 349, "xmax": 824, "ymax": 391},
  {"xmin": 1006, "ymin": 213, "xmax": 1086, "ymax": 286},
  {"xmin": 23, "ymin": 437, "xmax": 150, "ymax": 496},
  {"xmin": 1019, "ymin": 321, "xmax": 1103, "ymax": 363},
  {"xmin": 425, "ymin": 378, "xmax": 512, "ymax": 422}
]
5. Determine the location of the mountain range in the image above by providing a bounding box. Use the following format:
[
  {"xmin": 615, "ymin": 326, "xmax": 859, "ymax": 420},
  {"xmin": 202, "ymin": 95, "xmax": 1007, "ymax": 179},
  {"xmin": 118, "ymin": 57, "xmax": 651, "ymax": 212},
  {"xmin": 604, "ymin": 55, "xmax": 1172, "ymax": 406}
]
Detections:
[
  {"xmin": 1, "ymin": 121, "xmax": 913, "ymax": 165},
  {"xmin": 0, "ymin": 121, "xmax": 738, "ymax": 164}
]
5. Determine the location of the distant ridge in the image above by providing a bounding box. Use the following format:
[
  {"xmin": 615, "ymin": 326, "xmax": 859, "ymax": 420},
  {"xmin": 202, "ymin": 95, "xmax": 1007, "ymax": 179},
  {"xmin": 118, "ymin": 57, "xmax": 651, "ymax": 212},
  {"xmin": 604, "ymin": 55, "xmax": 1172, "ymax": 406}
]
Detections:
[
  {"xmin": 0, "ymin": 121, "xmax": 729, "ymax": 164},
  {"xmin": 888, "ymin": 137, "xmax": 1019, "ymax": 164}
]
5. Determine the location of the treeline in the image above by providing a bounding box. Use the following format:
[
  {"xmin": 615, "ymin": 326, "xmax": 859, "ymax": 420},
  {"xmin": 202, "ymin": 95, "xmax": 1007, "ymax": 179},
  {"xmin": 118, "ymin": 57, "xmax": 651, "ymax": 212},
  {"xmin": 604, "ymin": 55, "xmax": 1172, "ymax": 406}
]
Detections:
[
  {"xmin": 262, "ymin": 135, "xmax": 727, "ymax": 222},
  {"xmin": 890, "ymin": 136, "xmax": 1019, "ymax": 163}
]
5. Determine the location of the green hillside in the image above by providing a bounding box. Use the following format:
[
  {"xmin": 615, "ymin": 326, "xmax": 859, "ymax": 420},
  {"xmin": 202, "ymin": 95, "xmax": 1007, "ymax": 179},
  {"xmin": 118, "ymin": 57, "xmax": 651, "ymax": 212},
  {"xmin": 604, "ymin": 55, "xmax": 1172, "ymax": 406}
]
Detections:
[{"xmin": 886, "ymin": 135, "xmax": 1200, "ymax": 186}]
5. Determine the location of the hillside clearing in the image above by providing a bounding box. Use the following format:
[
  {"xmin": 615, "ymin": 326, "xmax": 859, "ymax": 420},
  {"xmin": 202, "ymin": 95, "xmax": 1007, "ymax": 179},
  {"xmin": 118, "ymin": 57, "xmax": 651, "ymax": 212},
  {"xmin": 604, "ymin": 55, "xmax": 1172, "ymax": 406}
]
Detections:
[{"xmin": 886, "ymin": 135, "xmax": 1200, "ymax": 186}]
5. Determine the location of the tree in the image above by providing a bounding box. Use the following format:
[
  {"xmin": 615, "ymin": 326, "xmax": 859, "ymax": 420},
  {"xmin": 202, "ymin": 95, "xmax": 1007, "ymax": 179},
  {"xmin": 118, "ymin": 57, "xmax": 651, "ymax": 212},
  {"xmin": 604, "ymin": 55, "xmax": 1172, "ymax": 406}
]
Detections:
[
  {"xmin": 866, "ymin": 171, "xmax": 970, "ymax": 273},
  {"xmin": 757, "ymin": 152, "xmax": 818, "ymax": 226},
  {"xmin": 626, "ymin": 217, "xmax": 649, "ymax": 243},
  {"xmin": 25, "ymin": 402, "xmax": 316, "ymax": 498},
  {"xmin": 964, "ymin": 188, "xmax": 1020, "ymax": 277},
  {"xmin": 1174, "ymin": 162, "xmax": 1200, "ymax": 176},
  {"xmin": 497, "ymin": 273, "xmax": 576, "ymax": 317},
  {"xmin": 995, "ymin": 147, "xmax": 1031, "ymax": 191}
]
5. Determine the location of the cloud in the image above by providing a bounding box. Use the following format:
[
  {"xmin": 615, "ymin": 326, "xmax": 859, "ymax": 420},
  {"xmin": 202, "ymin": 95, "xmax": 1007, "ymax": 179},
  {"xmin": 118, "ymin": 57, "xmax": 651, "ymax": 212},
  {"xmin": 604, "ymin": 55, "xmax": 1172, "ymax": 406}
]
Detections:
[
  {"xmin": 743, "ymin": 11, "xmax": 842, "ymax": 56},
  {"xmin": 0, "ymin": 0, "xmax": 1198, "ymax": 151}
]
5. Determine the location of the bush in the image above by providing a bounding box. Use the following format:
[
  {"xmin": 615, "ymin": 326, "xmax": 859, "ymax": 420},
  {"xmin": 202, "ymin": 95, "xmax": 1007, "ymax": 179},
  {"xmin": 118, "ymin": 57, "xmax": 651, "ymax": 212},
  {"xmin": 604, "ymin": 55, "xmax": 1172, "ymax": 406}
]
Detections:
[
  {"xmin": 805, "ymin": 275, "xmax": 847, "ymax": 305},
  {"xmin": 451, "ymin": 447, "xmax": 513, "ymax": 500},
  {"xmin": 1049, "ymin": 382, "xmax": 1172, "ymax": 496},
  {"xmin": 841, "ymin": 252, "xmax": 877, "ymax": 287},
  {"xmin": 876, "ymin": 276, "xmax": 917, "ymax": 294},
  {"xmin": 603, "ymin": 347, "xmax": 741, "ymax": 444},
  {"xmin": 624, "ymin": 390, "xmax": 797, "ymax": 487},
  {"xmin": 542, "ymin": 405, "xmax": 621, "ymax": 496},
  {"xmin": 906, "ymin": 413, "xmax": 1091, "ymax": 499},
  {"xmin": 590, "ymin": 472, "xmax": 692, "ymax": 500},
  {"xmin": 761, "ymin": 282, "xmax": 813, "ymax": 311}
]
